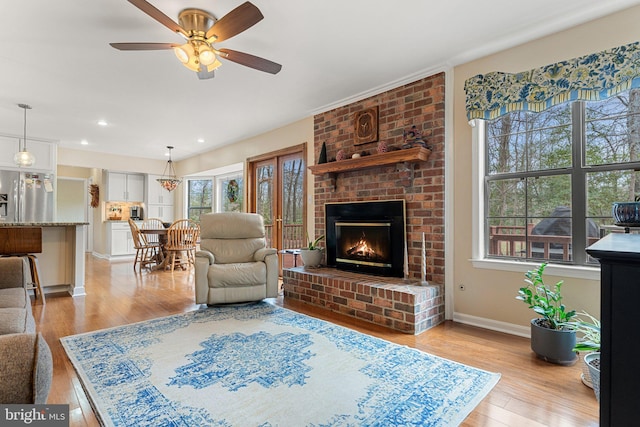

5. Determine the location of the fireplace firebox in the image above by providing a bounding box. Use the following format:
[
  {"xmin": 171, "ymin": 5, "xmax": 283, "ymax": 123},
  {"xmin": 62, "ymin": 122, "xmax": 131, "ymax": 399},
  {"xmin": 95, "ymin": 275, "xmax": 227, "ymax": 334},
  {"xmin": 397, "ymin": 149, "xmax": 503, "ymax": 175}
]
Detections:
[{"xmin": 326, "ymin": 200, "xmax": 405, "ymax": 277}]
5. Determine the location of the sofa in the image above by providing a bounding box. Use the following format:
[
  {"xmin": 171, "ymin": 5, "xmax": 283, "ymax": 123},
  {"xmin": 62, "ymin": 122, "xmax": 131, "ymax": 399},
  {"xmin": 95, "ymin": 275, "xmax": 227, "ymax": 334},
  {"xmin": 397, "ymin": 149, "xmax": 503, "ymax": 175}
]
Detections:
[
  {"xmin": 195, "ymin": 212, "xmax": 279, "ymax": 305},
  {"xmin": 0, "ymin": 257, "xmax": 52, "ymax": 404}
]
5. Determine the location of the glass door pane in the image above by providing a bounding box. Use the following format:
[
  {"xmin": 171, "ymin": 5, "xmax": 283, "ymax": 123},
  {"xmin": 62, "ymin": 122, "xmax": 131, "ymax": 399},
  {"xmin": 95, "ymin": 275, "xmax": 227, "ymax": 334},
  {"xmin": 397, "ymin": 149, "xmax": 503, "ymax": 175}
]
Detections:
[
  {"xmin": 280, "ymin": 154, "xmax": 305, "ymax": 253},
  {"xmin": 255, "ymin": 160, "xmax": 275, "ymax": 248},
  {"xmin": 248, "ymin": 144, "xmax": 307, "ymax": 273}
]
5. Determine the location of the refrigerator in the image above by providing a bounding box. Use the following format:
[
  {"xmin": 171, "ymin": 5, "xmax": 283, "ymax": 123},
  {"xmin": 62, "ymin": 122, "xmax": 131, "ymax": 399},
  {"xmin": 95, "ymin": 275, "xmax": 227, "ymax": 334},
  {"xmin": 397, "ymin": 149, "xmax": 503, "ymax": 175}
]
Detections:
[{"xmin": 0, "ymin": 170, "xmax": 55, "ymax": 222}]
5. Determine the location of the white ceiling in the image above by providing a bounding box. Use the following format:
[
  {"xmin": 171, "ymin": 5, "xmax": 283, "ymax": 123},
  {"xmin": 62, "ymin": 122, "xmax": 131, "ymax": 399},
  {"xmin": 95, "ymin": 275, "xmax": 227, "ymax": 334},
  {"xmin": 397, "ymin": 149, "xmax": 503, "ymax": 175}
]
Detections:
[{"xmin": 1, "ymin": 0, "xmax": 639, "ymax": 162}]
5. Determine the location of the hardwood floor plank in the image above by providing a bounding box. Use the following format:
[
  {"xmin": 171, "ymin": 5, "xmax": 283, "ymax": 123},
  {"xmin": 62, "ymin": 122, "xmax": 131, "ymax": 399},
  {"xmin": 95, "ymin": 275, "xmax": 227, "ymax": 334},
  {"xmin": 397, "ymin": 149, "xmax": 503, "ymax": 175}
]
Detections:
[{"xmin": 33, "ymin": 256, "xmax": 598, "ymax": 426}]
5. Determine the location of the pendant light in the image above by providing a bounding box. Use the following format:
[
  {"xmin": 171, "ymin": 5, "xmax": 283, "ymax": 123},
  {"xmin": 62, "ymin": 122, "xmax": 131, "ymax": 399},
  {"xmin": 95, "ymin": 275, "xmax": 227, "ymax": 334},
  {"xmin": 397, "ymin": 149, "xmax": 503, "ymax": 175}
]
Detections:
[
  {"xmin": 13, "ymin": 103, "xmax": 35, "ymax": 167},
  {"xmin": 156, "ymin": 146, "xmax": 182, "ymax": 192}
]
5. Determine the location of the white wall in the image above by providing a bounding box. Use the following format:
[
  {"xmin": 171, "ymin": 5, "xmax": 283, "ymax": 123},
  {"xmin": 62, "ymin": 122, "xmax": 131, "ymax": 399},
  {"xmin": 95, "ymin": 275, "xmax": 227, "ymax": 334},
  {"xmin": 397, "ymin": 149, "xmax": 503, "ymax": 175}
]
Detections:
[{"xmin": 56, "ymin": 178, "xmax": 86, "ymax": 222}]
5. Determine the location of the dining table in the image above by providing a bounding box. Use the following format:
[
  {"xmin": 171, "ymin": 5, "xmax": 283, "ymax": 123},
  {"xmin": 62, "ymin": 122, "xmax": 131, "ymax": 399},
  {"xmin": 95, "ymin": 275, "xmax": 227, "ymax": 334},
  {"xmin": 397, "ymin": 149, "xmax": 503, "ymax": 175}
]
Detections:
[{"xmin": 139, "ymin": 228, "xmax": 172, "ymax": 271}]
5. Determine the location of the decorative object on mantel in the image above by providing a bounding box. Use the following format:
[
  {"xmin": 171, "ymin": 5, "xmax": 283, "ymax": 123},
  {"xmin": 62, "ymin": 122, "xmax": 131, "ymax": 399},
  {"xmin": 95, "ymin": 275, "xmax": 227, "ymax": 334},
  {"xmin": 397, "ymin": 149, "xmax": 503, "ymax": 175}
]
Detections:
[
  {"xmin": 13, "ymin": 103, "xmax": 35, "ymax": 167},
  {"xmin": 336, "ymin": 149, "xmax": 346, "ymax": 161},
  {"xmin": 377, "ymin": 141, "xmax": 388, "ymax": 154},
  {"xmin": 156, "ymin": 146, "xmax": 182, "ymax": 192},
  {"xmin": 351, "ymin": 153, "xmax": 361, "ymax": 159},
  {"xmin": 354, "ymin": 106, "xmax": 379, "ymax": 145},
  {"xmin": 89, "ymin": 184, "xmax": 100, "ymax": 208},
  {"xmin": 402, "ymin": 125, "xmax": 428, "ymax": 149},
  {"xmin": 318, "ymin": 141, "xmax": 327, "ymax": 164}
]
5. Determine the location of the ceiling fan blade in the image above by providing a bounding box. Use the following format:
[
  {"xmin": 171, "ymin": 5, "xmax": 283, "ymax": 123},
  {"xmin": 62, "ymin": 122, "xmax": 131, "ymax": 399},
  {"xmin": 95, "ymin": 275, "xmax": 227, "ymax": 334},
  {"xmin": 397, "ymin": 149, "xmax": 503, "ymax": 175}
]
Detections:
[
  {"xmin": 205, "ymin": 2, "xmax": 263, "ymax": 42},
  {"xmin": 110, "ymin": 42, "xmax": 177, "ymax": 51},
  {"xmin": 218, "ymin": 48, "xmax": 282, "ymax": 74},
  {"xmin": 128, "ymin": 0, "xmax": 189, "ymax": 38}
]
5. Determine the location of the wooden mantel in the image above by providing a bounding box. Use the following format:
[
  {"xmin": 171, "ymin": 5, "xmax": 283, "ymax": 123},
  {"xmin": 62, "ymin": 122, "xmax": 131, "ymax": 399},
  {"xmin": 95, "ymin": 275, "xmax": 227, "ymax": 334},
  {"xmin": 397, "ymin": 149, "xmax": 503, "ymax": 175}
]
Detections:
[{"xmin": 308, "ymin": 146, "xmax": 431, "ymax": 176}]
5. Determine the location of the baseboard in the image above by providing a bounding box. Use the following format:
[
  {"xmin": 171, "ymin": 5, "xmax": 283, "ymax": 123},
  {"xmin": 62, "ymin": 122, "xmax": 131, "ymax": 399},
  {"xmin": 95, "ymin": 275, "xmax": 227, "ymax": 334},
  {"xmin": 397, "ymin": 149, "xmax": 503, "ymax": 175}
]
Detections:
[
  {"xmin": 452, "ymin": 312, "xmax": 530, "ymax": 338},
  {"xmin": 91, "ymin": 252, "xmax": 109, "ymax": 260}
]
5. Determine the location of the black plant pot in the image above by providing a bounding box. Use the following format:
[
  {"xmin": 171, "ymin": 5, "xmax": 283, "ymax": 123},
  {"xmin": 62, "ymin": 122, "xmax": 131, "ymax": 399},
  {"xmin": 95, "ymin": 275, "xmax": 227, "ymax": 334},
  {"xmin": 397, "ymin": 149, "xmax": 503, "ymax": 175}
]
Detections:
[{"xmin": 530, "ymin": 318, "xmax": 577, "ymax": 365}]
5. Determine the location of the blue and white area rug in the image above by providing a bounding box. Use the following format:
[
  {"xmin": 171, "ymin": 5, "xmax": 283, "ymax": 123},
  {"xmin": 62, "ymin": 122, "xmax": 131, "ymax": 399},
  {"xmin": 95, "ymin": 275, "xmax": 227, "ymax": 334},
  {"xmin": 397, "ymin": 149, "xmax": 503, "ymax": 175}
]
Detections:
[{"xmin": 61, "ymin": 302, "xmax": 499, "ymax": 426}]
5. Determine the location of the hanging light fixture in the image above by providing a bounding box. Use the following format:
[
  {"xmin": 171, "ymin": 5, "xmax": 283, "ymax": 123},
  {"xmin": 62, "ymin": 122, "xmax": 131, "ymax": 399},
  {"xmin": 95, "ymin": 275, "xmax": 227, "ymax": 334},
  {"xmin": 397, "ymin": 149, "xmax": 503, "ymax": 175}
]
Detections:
[
  {"xmin": 156, "ymin": 146, "xmax": 182, "ymax": 192},
  {"xmin": 13, "ymin": 103, "xmax": 35, "ymax": 167}
]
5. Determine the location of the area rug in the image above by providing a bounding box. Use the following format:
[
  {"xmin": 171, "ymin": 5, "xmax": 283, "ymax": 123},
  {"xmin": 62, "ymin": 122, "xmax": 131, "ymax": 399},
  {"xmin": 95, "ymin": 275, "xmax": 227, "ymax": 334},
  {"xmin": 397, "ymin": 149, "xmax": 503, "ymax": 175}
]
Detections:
[{"xmin": 61, "ymin": 302, "xmax": 500, "ymax": 426}]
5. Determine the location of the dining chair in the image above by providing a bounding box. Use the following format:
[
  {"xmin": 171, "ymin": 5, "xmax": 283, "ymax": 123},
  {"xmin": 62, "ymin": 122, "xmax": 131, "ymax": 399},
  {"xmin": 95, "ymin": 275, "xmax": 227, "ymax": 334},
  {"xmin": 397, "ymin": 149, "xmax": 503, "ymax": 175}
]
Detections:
[
  {"xmin": 128, "ymin": 219, "xmax": 160, "ymax": 271},
  {"xmin": 165, "ymin": 219, "xmax": 200, "ymax": 272},
  {"xmin": 141, "ymin": 218, "xmax": 165, "ymax": 245}
]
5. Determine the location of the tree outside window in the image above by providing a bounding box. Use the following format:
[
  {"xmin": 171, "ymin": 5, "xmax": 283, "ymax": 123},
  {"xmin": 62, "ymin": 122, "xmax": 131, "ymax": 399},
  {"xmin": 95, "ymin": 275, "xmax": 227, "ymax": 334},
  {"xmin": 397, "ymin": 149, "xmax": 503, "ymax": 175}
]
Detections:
[{"xmin": 485, "ymin": 88, "xmax": 640, "ymax": 265}]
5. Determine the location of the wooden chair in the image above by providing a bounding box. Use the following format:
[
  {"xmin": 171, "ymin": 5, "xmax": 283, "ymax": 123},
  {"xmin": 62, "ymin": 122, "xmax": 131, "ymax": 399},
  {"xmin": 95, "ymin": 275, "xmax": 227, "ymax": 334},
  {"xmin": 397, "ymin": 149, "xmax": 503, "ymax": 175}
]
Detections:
[
  {"xmin": 141, "ymin": 218, "xmax": 165, "ymax": 246},
  {"xmin": 165, "ymin": 219, "xmax": 200, "ymax": 272},
  {"xmin": 128, "ymin": 219, "xmax": 160, "ymax": 271}
]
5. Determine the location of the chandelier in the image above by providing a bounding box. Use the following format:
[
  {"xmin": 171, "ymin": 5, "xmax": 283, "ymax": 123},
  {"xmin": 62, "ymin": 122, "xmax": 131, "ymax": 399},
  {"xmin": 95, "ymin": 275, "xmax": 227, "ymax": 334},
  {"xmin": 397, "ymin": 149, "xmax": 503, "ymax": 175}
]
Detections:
[
  {"xmin": 13, "ymin": 103, "xmax": 35, "ymax": 167},
  {"xmin": 156, "ymin": 146, "xmax": 182, "ymax": 192}
]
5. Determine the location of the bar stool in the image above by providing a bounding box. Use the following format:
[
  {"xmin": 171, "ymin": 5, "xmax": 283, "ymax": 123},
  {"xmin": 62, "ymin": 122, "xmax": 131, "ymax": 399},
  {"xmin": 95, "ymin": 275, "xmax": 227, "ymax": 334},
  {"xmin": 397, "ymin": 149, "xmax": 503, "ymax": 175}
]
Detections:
[{"xmin": 0, "ymin": 227, "xmax": 45, "ymax": 304}]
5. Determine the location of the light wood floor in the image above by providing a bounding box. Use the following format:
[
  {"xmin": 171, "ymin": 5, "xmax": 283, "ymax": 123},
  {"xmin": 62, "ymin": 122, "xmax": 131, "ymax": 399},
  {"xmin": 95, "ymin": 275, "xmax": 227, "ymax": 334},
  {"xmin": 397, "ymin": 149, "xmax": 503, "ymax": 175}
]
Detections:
[{"xmin": 33, "ymin": 255, "xmax": 598, "ymax": 426}]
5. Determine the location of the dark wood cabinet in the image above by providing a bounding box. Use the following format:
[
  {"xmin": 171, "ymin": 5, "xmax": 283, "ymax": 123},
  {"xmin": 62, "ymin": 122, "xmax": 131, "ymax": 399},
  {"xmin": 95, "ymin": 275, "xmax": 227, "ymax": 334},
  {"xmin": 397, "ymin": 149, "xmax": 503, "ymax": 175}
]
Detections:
[{"xmin": 586, "ymin": 233, "xmax": 640, "ymax": 426}]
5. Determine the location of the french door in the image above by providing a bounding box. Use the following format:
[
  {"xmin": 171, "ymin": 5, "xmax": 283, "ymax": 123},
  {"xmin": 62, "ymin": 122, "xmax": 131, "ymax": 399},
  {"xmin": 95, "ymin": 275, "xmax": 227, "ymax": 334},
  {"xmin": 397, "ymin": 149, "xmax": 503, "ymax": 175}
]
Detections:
[{"xmin": 248, "ymin": 144, "xmax": 306, "ymax": 271}]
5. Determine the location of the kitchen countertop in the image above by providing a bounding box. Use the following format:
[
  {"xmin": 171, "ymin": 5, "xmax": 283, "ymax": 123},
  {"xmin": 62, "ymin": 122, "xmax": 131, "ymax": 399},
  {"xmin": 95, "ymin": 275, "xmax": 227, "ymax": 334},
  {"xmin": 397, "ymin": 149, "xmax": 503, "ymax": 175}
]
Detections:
[{"xmin": 0, "ymin": 222, "xmax": 89, "ymax": 227}]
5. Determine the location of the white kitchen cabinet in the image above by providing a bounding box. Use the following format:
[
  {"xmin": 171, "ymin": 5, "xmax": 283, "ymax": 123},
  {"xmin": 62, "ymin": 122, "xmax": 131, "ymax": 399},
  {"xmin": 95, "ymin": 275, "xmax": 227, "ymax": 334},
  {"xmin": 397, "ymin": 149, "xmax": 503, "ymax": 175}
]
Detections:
[
  {"xmin": 147, "ymin": 174, "xmax": 174, "ymax": 205},
  {"xmin": 146, "ymin": 204, "xmax": 175, "ymax": 223},
  {"xmin": 105, "ymin": 171, "xmax": 145, "ymax": 202},
  {"xmin": 108, "ymin": 221, "xmax": 140, "ymax": 256},
  {"xmin": 0, "ymin": 135, "xmax": 57, "ymax": 173},
  {"xmin": 146, "ymin": 174, "xmax": 175, "ymax": 222}
]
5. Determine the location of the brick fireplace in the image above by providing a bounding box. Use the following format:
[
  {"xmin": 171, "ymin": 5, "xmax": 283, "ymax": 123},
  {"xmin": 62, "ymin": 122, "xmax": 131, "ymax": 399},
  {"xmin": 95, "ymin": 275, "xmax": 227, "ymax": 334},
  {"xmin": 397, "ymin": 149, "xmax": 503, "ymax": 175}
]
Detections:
[{"xmin": 283, "ymin": 72, "xmax": 446, "ymax": 334}]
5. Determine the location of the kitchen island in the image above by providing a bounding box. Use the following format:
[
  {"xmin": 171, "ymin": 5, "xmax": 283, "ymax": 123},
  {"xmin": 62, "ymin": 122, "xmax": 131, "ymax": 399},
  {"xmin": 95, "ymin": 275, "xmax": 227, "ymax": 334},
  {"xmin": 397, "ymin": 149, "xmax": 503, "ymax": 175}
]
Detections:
[{"xmin": 0, "ymin": 222, "xmax": 88, "ymax": 296}]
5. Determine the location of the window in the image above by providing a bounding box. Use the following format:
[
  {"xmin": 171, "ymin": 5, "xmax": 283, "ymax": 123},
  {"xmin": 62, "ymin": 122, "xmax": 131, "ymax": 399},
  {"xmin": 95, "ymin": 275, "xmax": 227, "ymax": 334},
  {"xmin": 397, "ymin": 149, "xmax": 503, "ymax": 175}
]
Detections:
[
  {"xmin": 483, "ymin": 88, "xmax": 640, "ymax": 265},
  {"xmin": 187, "ymin": 179, "xmax": 212, "ymax": 222},
  {"xmin": 216, "ymin": 173, "xmax": 243, "ymax": 213},
  {"xmin": 185, "ymin": 168, "xmax": 244, "ymax": 222}
]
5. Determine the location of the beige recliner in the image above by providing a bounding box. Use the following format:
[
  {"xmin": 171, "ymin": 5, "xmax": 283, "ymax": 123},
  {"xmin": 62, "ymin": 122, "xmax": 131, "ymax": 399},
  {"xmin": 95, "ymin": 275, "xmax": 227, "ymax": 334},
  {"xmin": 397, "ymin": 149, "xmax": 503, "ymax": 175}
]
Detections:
[{"xmin": 195, "ymin": 212, "xmax": 279, "ymax": 305}]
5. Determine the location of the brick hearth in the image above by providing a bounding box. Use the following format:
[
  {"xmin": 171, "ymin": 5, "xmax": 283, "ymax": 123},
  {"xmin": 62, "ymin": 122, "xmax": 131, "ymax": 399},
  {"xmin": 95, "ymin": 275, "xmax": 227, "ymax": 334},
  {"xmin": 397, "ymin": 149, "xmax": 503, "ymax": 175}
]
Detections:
[{"xmin": 283, "ymin": 267, "xmax": 444, "ymax": 334}]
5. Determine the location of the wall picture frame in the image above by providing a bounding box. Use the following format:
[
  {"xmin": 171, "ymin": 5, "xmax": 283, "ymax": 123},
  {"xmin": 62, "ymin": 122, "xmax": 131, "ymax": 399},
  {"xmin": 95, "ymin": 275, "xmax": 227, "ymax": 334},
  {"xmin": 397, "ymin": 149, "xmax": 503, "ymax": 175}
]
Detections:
[{"xmin": 354, "ymin": 106, "xmax": 379, "ymax": 145}]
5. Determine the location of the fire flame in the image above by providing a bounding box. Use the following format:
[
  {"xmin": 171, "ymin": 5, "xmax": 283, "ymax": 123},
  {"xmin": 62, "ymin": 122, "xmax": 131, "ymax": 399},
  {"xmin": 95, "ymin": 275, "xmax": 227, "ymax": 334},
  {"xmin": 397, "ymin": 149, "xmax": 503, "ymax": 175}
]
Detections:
[{"xmin": 347, "ymin": 233, "xmax": 378, "ymax": 258}]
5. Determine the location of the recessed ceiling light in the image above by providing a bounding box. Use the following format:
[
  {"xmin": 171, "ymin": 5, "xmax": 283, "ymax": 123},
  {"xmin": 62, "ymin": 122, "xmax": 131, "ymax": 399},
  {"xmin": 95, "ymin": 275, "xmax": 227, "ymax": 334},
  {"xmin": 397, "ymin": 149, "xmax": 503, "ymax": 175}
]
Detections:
[
  {"xmin": 197, "ymin": 138, "xmax": 205, "ymax": 143},
  {"xmin": 81, "ymin": 140, "xmax": 89, "ymax": 145},
  {"xmin": 97, "ymin": 120, "xmax": 108, "ymax": 126}
]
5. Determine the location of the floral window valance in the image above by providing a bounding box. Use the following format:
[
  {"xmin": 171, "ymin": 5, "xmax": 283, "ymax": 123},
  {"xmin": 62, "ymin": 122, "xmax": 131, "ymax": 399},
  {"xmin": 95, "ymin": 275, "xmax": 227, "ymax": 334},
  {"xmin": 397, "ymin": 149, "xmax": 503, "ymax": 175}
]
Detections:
[{"xmin": 464, "ymin": 41, "xmax": 640, "ymax": 120}]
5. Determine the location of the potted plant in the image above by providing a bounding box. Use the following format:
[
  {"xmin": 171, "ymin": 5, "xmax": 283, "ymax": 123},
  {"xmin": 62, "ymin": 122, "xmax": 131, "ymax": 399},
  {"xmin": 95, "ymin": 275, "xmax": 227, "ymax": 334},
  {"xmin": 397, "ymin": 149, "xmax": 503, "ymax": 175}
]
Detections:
[
  {"xmin": 516, "ymin": 263, "xmax": 577, "ymax": 365},
  {"xmin": 566, "ymin": 311, "xmax": 600, "ymax": 400},
  {"xmin": 299, "ymin": 232, "xmax": 325, "ymax": 269}
]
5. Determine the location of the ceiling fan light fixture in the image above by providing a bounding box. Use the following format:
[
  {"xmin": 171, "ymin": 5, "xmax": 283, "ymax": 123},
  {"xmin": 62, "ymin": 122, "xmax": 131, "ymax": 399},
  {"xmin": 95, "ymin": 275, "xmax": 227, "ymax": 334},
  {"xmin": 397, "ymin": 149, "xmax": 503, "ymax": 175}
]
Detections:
[
  {"xmin": 198, "ymin": 47, "xmax": 216, "ymax": 66},
  {"xmin": 174, "ymin": 45, "xmax": 190, "ymax": 63},
  {"xmin": 205, "ymin": 58, "xmax": 222, "ymax": 72}
]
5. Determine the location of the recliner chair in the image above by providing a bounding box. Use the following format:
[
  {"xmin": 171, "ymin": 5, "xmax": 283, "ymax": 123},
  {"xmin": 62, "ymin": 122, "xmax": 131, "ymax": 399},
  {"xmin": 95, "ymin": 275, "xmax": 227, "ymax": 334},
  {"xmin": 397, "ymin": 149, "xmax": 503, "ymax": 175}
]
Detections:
[{"xmin": 195, "ymin": 212, "xmax": 278, "ymax": 304}]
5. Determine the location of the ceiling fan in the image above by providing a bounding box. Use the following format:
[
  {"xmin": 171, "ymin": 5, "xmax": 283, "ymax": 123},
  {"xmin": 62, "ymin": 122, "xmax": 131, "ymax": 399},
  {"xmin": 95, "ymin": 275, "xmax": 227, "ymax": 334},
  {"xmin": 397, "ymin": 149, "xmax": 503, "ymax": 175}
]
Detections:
[{"xmin": 110, "ymin": 0, "xmax": 282, "ymax": 79}]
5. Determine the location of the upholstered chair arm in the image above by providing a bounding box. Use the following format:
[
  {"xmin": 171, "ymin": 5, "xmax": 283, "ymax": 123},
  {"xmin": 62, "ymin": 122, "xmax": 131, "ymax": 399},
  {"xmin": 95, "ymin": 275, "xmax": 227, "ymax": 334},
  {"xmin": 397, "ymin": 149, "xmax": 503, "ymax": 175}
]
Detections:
[
  {"xmin": 0, "ymin": 333, "xmax": 52, "ymax": 404},
  {"xmin": 254, "ymin": 247, "xmax": 277, "ymax": 262},
  {"xmin": 264, "ymin": 251, "xmax": 279, "ymax": 298},
  {"xmin": 195, "ymin": 250, "xmax": 215, "ymax": 265},
  {"xmin": 194, "ymin": 251, "xmax": 214, "ymax": 305}
]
